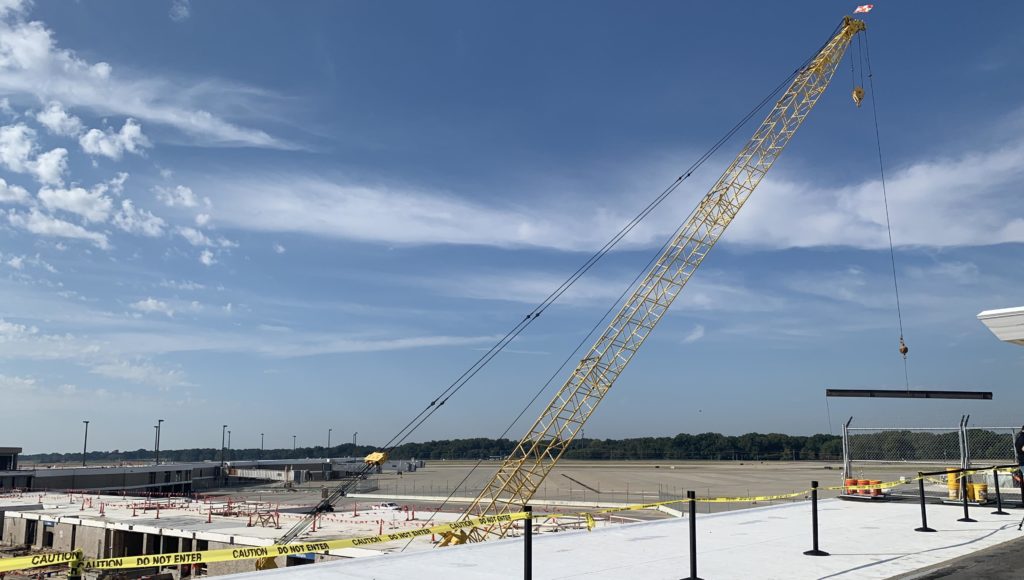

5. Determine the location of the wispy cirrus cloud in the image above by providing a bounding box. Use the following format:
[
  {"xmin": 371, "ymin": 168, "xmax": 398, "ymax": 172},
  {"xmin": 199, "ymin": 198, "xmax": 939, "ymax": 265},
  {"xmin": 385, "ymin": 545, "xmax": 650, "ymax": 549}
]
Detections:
[
  {"xmin": 0, "ymin": 0, "xmax": 285, "ymax": 148},
  {"xmin": 204, "ymin": 137, "xmax": 1024, "ymax": 253}
]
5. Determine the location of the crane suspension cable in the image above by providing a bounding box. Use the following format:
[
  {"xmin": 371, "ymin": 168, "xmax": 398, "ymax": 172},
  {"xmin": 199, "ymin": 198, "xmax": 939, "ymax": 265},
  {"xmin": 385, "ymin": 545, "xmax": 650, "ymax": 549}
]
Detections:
[
  {"xmin": 401, "ymin": 27, "xmax": 862, "ymax": 549},
  {"xmin": 380, "ymin": 53, "xmax": 824, "ymax": 455},
  {"xmin": 280, "ymin": 19, "xmax": 849, "ymax": 545},
  {"xmin": 863, "ymin": 30, "xmax": 909, "ymax": 391}
]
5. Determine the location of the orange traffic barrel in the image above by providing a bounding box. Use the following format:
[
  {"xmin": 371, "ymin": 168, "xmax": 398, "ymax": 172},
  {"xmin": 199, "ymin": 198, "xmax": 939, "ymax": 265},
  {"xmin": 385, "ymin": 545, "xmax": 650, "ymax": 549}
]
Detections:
[
  {"xmin": 858, "ymin": 479, "xmax": 871, "ymax": 495},
  {"xmin": 869, "ymin": 480, "xmax": 882, "ymax": 497},
  {"xmin": 844, "ymin": 478, "xmax": 858, "ymax": 495}
]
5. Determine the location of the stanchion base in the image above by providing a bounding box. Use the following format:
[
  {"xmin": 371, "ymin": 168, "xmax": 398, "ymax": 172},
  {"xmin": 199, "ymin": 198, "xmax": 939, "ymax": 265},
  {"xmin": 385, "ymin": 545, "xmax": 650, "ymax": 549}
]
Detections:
[
  {"xmin": 992, "ymin": 510, "xmax": 1010, "ymax": 515},
  {"xmin": 956, "ymin": 517, "xmax": 977, "ymax": 522},
  {"xmin": 679, "ymin": 577, "xmax": 704, "ymax": 580},
  {"xmin": 803, "ymin": 549, "xmax": 830, "ymax": 556},
  {"xmin": 914, "ymin": 527, "xmax": 936, "ymax": 532}
]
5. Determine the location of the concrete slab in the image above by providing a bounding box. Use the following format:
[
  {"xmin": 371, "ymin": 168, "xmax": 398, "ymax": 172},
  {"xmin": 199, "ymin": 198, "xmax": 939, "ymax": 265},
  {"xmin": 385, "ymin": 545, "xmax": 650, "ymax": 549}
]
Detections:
[{"xmin": 221, "ymin": 499, "xmax": 1024, "ymax": 580}]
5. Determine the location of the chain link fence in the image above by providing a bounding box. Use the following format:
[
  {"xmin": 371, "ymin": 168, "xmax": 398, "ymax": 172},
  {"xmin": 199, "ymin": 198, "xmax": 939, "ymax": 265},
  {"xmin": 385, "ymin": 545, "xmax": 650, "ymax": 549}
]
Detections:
[{"xmin": 841, "ymin": 419, "xmax": 1021, "ymax": 500}]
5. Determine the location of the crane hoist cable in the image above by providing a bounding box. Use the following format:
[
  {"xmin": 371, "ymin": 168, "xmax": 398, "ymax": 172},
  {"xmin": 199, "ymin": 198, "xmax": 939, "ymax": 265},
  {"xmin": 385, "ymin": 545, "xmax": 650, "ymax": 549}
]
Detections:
[
  {"xmin": 447, "ymin": 16, "xmax": 868, "ymax": 545},
  {"xmin": 862, "ymin": 29, "xmax": 911, "ymax": 390}
]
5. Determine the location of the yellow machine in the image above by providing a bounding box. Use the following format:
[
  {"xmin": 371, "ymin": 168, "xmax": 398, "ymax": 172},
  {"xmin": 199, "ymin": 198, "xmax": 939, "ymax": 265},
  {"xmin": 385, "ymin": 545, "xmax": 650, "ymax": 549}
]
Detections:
[{"xmin": 444, "ymin": 16, "xmax": 867, "ymax": 544}]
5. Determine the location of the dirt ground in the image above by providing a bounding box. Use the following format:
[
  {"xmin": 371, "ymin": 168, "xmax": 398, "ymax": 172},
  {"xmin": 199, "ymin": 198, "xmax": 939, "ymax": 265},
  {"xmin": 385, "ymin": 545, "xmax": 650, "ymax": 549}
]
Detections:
[{"xmin": 223, "ymin": 460, "xmax": 863, "ymax": 516}]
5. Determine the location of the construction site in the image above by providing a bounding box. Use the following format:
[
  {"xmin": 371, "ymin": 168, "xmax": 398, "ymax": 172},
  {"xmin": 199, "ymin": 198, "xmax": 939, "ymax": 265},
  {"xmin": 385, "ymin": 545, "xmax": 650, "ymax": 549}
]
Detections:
[{"xmin": 2, "ymin": 3, "xmax": 1023, "ymax": 580}]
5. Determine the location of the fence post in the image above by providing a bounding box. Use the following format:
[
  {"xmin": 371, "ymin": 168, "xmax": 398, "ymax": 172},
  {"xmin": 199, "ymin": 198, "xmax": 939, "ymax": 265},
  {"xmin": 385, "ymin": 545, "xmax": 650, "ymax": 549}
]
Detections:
[
  {"xmin": 682, "ymin": 490, "xmax": 703, "ymax": 580},
  {"xmin": 524, "ymin": 505, "xmax": 532, "ymax": 580},
  {"xmin": 992, "ymin": 467, "xmax": 1008, "ymax": 515},
  {"xmin": 803, "ymin": 481, "xmax": 829, "ymax": 556},
  {"xmin": 914, "ymin": 473, "xmax": 935, "ymax": 532},
  {"xmin": 957, "ymin": 472, "xmax": 976, "ymax": 523}
]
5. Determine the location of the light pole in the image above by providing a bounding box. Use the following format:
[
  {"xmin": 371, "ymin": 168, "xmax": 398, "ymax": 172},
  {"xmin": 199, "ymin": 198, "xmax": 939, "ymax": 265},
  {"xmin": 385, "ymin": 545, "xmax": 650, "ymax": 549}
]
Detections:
[
  {"xmin": 82, "ymin": 420, "xmax": 89, "ymax": 466},
  {"xmin": 227, "ymin": 430, "xmax": 231, "ymax": 461},
  {"xmin": 220, "ymin": 425, "xmax": 227, "ymax": 467},
  {"xmin": 292, "ymin": 435, "xmax": 296, "ymax": 452},
  {"xmin": 155, "ymin": 419, "xmax": 164, "ymax": 465},
  {"xmin": 353, "ymin": 432, "xmax": 358, "ymax": 447},
  {"xmin": 327, "ymin": 428, "xmax": 332, "ymax": 452},
  {"xmin": 260, "ymin": 433, "xmax": 264, "ymax": 461}
]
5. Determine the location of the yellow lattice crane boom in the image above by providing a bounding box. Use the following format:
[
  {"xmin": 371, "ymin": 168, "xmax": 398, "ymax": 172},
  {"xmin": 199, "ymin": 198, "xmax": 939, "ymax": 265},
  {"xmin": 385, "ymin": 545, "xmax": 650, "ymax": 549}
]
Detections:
[{"xmin": 446, "ymin": 16, "xmax": 867, "ymax": 545}]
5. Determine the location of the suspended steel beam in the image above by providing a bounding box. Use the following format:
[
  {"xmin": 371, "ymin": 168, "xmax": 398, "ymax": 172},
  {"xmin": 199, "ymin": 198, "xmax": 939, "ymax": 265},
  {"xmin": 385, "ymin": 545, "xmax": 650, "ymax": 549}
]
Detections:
[{"xmin": 825, "ymin": 389, "xmax": 993, "ymax": 400}]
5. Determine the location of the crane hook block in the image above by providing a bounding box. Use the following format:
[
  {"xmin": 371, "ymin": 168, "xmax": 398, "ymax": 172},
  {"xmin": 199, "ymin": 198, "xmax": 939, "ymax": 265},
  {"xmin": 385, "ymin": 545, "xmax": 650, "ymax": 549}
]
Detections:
[
  {"xmin": 852, "ymin": 87, "xmax": 865, "ymax": 107},
  {"xmin": 364, "ymin": 451, "xmax": 389, "ymax": 466},
  {"xmin": 898, "ymin": 337, "xmax": 909, "ymax": 358}
]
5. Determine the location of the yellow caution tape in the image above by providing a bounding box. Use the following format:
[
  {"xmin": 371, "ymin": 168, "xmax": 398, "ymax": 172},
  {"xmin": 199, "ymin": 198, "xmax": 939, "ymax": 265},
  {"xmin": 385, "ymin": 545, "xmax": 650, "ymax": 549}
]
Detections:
[
  {"xmin": 0, "ymin": 551, "xmax": 79, "ymax": 573},
  {"xmin": 0, "ymin": 513, "xmax": 528, "ymax": 573}
]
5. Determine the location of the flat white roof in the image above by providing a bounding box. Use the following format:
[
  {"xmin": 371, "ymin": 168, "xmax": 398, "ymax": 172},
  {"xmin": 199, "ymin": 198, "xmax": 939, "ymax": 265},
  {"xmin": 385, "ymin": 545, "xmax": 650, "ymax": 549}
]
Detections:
[
  {"xmin": 221, "ymin": 499, "xmax": 1024, "ymax": 579},
  {"xmin": 978, "ymin": 306, "xmax": 1024, "ymax": 345}
]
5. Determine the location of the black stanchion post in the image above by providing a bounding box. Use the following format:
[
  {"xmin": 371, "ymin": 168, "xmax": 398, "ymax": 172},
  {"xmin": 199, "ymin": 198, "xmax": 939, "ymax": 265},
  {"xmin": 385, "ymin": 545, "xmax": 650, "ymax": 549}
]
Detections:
[
  {"xmin": 915, "ymin": 473, "xmax": 936, "ymax": 532},
  {"xmin": 681, "ymin": 490, "xmax": 703, "ymax": 580},
  {"xmin": 803, "ymin": 480, "xmax": 829, "ymax": 556},
  {"xmin": 992, "ymin": 468, "xmax": 1009, "ymax": 515},
  {"xmin": 524, "ymin": 505, "xmax": 532, "ymax": 580},
  {"xmin": 957, "ymin": 472, "xmax": 976, "ymax": 523}
]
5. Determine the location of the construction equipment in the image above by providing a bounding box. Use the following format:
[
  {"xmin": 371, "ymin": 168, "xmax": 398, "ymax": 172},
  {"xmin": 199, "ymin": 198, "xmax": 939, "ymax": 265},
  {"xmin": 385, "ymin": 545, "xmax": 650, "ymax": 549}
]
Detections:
[{"xmin": 445, "ymin": 15, "xmax": 868, "ymax": 544}]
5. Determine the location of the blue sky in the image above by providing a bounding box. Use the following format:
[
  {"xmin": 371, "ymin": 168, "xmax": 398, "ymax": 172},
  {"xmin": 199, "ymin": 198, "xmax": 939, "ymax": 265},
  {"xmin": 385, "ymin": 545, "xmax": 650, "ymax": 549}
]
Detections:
[{"xmin": 1, "ymin": 0, "xmax": 1023, "ymax": 454}]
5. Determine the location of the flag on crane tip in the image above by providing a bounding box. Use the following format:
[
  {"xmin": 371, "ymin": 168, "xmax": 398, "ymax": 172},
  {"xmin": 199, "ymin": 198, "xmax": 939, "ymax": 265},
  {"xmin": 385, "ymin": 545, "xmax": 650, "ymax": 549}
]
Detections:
[{"xmin": 854, "ymin": 4, "xmax": 874, "ymax": 13}]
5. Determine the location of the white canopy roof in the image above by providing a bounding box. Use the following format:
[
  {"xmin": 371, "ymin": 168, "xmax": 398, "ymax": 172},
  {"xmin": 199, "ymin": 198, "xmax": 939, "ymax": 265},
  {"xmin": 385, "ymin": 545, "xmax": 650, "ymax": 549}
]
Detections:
[{"xmin": 977, "ymin": 306, "xmax": 1024, "ymax": 346}]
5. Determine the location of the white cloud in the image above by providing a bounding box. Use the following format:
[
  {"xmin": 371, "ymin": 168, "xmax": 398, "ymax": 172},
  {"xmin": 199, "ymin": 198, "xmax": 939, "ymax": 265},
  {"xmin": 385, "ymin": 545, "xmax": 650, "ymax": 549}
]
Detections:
[
  {"xmin": 0, "ymin": 123, "xmax": 67, "ymax": 184},
  {"xmin": 194, "ymin": 212, "xmax": 210, "ymax": 226},
  {"xmin": 206, "ymin": 136, "xmax": 1024, "ymax": 253},
  {"xmin": 130, "ymin": 297, "xmax": 174, "ymax": 317},
  {"xmin": 0, "ymin": 176, "xmax": 30, "ymax": 204},
  {"xmin": 682, "ymin": 324, "xmax": 705, "ymax": 344},
  {"xmin": 5, "ymin": 254, "xmax": 23, "ymax": 269},
  {"xmin": 730, "ymin": 141, "xmax": 1024, "ymax": 249},
  {"xmin": 0, "ymin": 122, "xmax": 34, "ymax": 172},
  {"xmin": 199, "ymin": 249, "xmax": 216, "ymax": 266},
  {"xmin": 156, "ymin": 184, "xmax": 200, "ymax": 208},
  {"xmin": 176, "ymin": 225, "xmax": 235, "ymax": 249},
  {"xmin": 31, "ymin": 146, "xmax": 67, "ymax": 185},
  {"xmin": 105, "ymin": 171, "xmax": 128, "ymax": 194},
  {"xmin": 169, "ymin": 0, "xmax": 190, "ymax": 22},
  {"xmin": 0, "ymin": 373, "xmax": 36, "ymax": 391},
  {"xmin": 89, "ymin": 360, "xmax": 189, "ymax": 388},
  {"xmin": 7, "ymin": 207, "xmax": 110, "ymax": 248},
  {"xmin": 35, "ymin": 101, "xmax": 82, "ymax": 136},
  {"xmin": 273, "ymin": 243, "xmax": 285, "ymax": 254},
  {"xmin": 113, "ymin": 199, "xmax": 166, "ymax": 237},
  {"xmin": 161, "ymin": 279, "xmax": 204, "ymax": 291},
  {"xmin": 0, "ymin": 317, "xmax": 37, "ymax": 336},
  {"xmin": 0, "ymin": 0, "xmax": 27, "ymax": 18},
  {"xmin": 0, "ymin": 6, "xmax": 283, "ymax": 147},
  {"xmin": 38, "ymin": 184, "xmax": 113, "ymax": 223},
  {"xmin": 176, "ymin": 225, "xmax": 212, "ymax": 246},
  {"xmin": 79, "ymin": 118, "xmax": 150, "ymax": 159}
]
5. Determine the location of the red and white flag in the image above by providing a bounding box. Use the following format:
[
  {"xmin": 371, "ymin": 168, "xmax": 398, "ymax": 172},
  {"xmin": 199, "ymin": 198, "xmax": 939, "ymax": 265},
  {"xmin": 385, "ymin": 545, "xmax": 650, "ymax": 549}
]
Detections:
[{"xmin": 854, "ymin": 4, "xmax": 874, "ymax": 13}]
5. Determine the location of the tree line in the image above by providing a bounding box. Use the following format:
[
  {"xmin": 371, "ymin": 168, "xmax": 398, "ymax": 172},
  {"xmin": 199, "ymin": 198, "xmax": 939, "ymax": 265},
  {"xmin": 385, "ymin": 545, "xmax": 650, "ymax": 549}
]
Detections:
[{"xmin": 20, "ymin": 432, "xmax": 845, "ymax": 464}]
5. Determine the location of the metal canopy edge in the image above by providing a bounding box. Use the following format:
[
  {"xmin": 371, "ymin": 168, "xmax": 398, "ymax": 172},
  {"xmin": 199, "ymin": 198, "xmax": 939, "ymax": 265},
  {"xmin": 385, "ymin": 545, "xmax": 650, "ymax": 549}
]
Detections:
[{"xmin": 825, "ymin": 389, "xmax": 993, "ymax": 400}]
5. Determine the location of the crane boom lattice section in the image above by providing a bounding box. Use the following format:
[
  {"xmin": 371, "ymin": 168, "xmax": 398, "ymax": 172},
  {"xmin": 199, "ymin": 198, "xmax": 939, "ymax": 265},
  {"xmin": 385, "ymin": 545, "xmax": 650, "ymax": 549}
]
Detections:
[{"xmin": 454, "ymin": 17, "xmax": 865, "ymax": 543}]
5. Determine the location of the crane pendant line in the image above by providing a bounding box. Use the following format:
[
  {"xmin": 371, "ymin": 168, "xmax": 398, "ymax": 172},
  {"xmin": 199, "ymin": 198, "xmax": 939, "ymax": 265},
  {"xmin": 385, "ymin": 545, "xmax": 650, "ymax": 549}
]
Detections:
[{"xmin": 450, "ymin": 16, "xmax": 867, "ymax": 544}]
